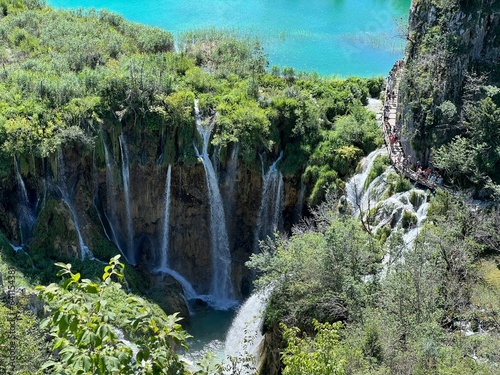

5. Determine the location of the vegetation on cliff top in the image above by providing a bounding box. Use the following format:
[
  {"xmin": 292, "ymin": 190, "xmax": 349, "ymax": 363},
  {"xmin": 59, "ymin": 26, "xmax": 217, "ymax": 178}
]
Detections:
[{"xmin": 0, "ymin": 0, "xmax": 383, "ymax": 207}]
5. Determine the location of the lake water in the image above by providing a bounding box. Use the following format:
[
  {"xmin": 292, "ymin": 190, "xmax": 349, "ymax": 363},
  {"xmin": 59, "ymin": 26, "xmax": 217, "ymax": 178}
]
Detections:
[{"xmin": 47, "ymin": 0, "xmax": 411, "ymax": 77}]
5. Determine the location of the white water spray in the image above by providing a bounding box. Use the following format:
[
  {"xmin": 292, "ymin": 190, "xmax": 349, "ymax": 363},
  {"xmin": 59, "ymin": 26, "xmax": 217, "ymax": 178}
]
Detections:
[
  {"xmin": 254, "ymin": 152, "xmax": 284, "ymax": 252},
  {"xmin": 153, "ymin": 164, "xmax": 198, "ymax": 301},
  {"xmin": 193, "ymin": 99, "xmax": 234, "ymax": 306},
  {"xmin": 223, "ymin": 287, "xmax": 273, "ymax": 374},
  {"xmin": 13, "ymin": 156, "xmax": 35, "ymax": 244},
  {"xmin": 345, "ymin": 148, "xmax": 386, "ymax": 217},
  {"xmin": 345, "ymin": 149, "xmax": 431, "ymax": 273},
  {"xmin": 119, "ymin": 134, "xmax": 135, "ymax": 265},
  {"xmin": 158, "ymin": 165, "xmax": 172, "ymax": 271},
  {"xmin": 102, "ymin": 140, "xmax": 123, "ymax": 247},
  {"xmin": 56, "ymin": 150, "xmax": 93, "ymax": 260}
]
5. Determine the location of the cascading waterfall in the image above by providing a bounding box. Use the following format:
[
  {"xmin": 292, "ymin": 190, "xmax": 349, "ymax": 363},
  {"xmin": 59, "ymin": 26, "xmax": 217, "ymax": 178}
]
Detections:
[
  {"xmin": 211, "ymin": 145, "xmax": 221, "ymax": 179},
  {"xmin": 102, "ymin": 140, "xmax": 122, "ymax": 246},
  {"xmin": 56, "ymin": 150, "xmax": 93, "ymax": 260},
  {"xmin": 164, "ymin": 269, "xmax": 198, "ymax": 301},
  {"xmin": 103, "ymin": 140, "xmax": 117, "ymax": 227},
  {"xmin": 99, "ymin": 139, "xmax": 135, "ymax": 263},
  {"xmin": 254, "ymin": 152, "xmax": 284, "ymax": 252},
  {"xmin": 154, "ymin": 164, "xmax": 198, "ymax": 301},
  {"xmin": 158, "ymin": 164, "xmax": 172, "ymax": 272},
  {"xmin": 13, "ymin": 156, "xmax": 35, "ymax": 244},
  {"xmin": 115, "ymin": 328, "xmax": 138, "ymax": 359},
  {"xmin": 193, "ymin": 99, "xmax": 234, "ymax": 306},
  {"xmin": 402, "ymin": 201, "xmax": 430, "ymax": 251},
  {"xmin": 119, "ymin": 134, "xmax": 135, "ymax": 265},
  {"xmin": 223, "ymin": 287, "xmax": 273, "ymax": 374},
  {"xmin": 224, "ymin": 143, "xmax": 239, "ymax": 215},
  {"xmin": 345, "ymin": 148, "xmax": 386, "ymax": 217},
  {"xmin": 346, "ymin": 148, "xmax": 431, "ymax": 274}
]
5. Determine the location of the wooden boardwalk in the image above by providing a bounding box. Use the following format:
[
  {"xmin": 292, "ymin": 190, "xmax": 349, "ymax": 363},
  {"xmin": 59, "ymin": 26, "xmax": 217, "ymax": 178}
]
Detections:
[{"xmin": 382, "ymin": 61, "xmax": 441, "ymax": 192}]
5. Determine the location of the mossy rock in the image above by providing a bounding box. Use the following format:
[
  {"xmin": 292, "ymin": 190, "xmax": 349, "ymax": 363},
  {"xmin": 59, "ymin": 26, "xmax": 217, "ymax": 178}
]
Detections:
[
  {"xmin": 89, "ymin": 229, "xmax": 120, "ymax": 262},
  {"xmin": 364, "ymin": 155, "xmax": 390, "ymax": 189},
  {"xmin": 402, "ymin": 210, "xmax": 418, "ymax": 229},
  {"xmin": 146, "ymin": 274, "xmax": 190, "ymax": 325},
  {"xmin": 30, "ymin": 197, "xmax": 80, "ymax": 260},
  {"xmin": 409, "ymin": 190, "xmax": 424, "ymax": 209}
]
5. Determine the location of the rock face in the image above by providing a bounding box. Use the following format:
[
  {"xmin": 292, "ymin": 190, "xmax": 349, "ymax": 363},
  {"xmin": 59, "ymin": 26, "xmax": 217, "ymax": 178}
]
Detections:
[
  {"xmin": 398, "ymin": 0, "xmax": 500, "ymax": 164},
  {"xmin": 8, "ymin": 125, "xmax": 302, "ymax": 308}
]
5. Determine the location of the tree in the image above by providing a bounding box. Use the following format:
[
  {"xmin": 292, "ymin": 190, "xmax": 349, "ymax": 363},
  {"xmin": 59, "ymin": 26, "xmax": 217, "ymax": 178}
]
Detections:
[
  {"xmin": 36, "ymin": 255, "xmax": 190, "ymax": 375},
  {"xmin": 281, "ymin": 320, "xmax": 347, "ymax": 375}
]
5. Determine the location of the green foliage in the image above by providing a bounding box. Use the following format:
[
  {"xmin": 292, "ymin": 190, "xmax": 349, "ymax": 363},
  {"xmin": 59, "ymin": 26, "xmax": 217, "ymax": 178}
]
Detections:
[
  {"xmin": 0, "ymin": 2, "xmax": 386, "ymax": 187},
  {"xmin": 374, "ymin": 225, "xmax": 392, "ymax": 245},
  {"xmin": 364, "ymin": 154, "xmax": 390, "ymax": 189},
  {"xmin": 249, "ymin": 200, "xmax": 381, "ymax": 331},
  {"xmin": 252, "ymin": 186, "xmax": 500, "ymax": 374},
  {"xmin": 301, "ymin": 106, "xmax": 382, "ymax": 204},
  {"xmin": 213, "ymin": 84, "xmax": 272, "ymax": 159},
  {"xmin": 366, "ymin": 76, "xmax": 384, "ymax": 98},
  {"xmin": 330, "ymin": 107, "xmax": 382, "ymax": 153},
  {"xmin": 0, "ymin": 301, "xmax": 48, "ymax": 374},
  {"xmin": 37, "ymin": 256, "xmax": 190, "ymax": 375},
  {"xmin": 386, "ymin": 172, "xmax": 412, "ymax": 196},
  {"xmin": 124, "ymin": 22, "xmax": 173, "ymax": 54},
  {"xmin": 409, "ymin": 190, "xmax": 425, "ymax": 209},
  {"xmin": 399, "ymin": 0, "xmax": 500, "ymax": 197},
  {"xmin": 426, "ymin": 189, "xmax": 453, "ymax": 219},
  {"xmin": 179, "ymin": 28, "xmax": 266, "ymax": 79},
  {"xmin": 281, "ymin": 320, "xmax": 347, "ymax": 375},
  {"xmin": 401, "ymin": 210, "xmax": 417, "ymax": 229},
  {"xmin": 432, "ymin": 135, "xmax": 480, "ymax": 187}
]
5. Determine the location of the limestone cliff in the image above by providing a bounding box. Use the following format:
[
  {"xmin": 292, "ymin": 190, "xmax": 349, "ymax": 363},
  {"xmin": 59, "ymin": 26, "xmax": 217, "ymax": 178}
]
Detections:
[
  {"xmin": 398, "ymin": 0, "xmax": 500, "ymax": 165},
  {"xmin": 3, "ymin": 119, "xmax": 303, "ymax": 316}
]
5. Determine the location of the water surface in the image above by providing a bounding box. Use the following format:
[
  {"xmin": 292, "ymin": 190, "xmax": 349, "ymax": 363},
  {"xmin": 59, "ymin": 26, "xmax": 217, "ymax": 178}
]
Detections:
[{"xmin": 47, "ymin": 0, "xmax": 411, "ymax": 77}]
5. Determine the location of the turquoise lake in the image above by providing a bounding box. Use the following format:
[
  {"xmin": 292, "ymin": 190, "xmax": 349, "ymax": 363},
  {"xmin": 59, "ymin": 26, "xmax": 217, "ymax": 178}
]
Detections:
[{"xmin": 47, "ymin": 0, "xmax": 411, "ymax": 77}]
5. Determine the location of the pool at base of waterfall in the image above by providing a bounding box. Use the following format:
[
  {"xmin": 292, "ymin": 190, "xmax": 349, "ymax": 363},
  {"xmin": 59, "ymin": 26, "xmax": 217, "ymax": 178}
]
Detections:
[{"xmin": 181, "ymin": 304, "xmax": 237, "ymax": 368}]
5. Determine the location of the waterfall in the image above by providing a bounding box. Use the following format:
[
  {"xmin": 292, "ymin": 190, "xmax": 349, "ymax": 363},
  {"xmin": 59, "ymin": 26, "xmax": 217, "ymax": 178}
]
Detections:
[
  {"xmin": 103, "ymin": 141, "xmax": 120, "ymax": 243},
  {"xmin": 163, "ymin": 269, "xmax": 198, "ymax": 301},
  {"xmin": 119, "ymin": 134, "xmax": 135, "ymax": 265},
  {"xmin": 114, "ymin": 328, "xmax": 138, "ymax": 359},
  {"xmin": 103, "ymin": 140, "xmax": 118, "ymax": 230},
  {"xmin": 98, "ymin": 139, "xmax": 133, "ymax": 262},
  {"xmin": 13, "ymin": 157, "xmax": 35, "ymax": 244},
  {"xmin": 211, "ymin": 145, "xmax": 221, "ymax": 179},
  {"xmin": 402, "ymin": 201, "xmax": 430, "ymax": 251},
  {"xmin": 158, "ymin": 164, "xmax": 172, "ymax": 272},
  {"xmin": 66, "ymin": 199, "xmax": 93, "ymax": 260},
  {"xmin": 56, "ymin": 150, "xmax": 93, "ymax": 260},
  {"xmin": 346, "ymin": 150, "xmax": 432, "ymax": 275},
  {"xmin": 153, "ymin": 164, "xmax": 198, "ymax": 302},
  {"xmin": 254, "ymin": 152, "xmax": 284, "ymax": 252},
  {"xmin": 345, "ymin": 148, "xmax": 386, "ymax": 217},
  {"xmin": 193, "ymin": 99, "xmax": 234, "ymax": 306},
  {"xmin": 223, "ymin": 287, "xmax": 273, "ymax": 374},
  {"xmin": 225, "ymin": 143, "xmax": 239, "ymax": 214}
]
